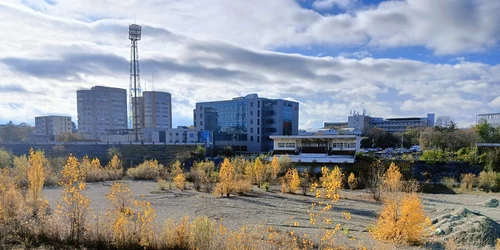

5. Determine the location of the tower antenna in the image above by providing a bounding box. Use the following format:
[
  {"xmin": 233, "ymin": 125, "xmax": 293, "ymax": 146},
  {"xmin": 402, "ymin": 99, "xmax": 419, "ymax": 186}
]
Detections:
[{"xmin": 129, "ymin": 23, "xmax": 142, "ymax": 142}]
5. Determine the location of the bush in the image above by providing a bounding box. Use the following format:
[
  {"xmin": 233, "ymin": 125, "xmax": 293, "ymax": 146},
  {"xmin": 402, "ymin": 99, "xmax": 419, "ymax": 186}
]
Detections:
[
  {"xmin": 213, "ymin": 158, "xmax": 234, "ymax": 197},
  {"xmin": 441, "ymin": 177, "xmax": 456, "ymax": 190},
  {"xmin": 347, "ymin": 173, "xmax": 358, "ymax": 190},
  {"xmin": 189, "ymin": 216, "xmax": 213, "ymax": 250},
  {"xmin": 460, "ymin": 173, "xmax": 477, "ymax": 191},
  {"xmin": 319, "ymin": 166, "xmax": 343, "ymax": 201},
  {"xmin": 232, "ymin": 179, "xmax": 252, "ymax": 195},
  {"xmin": 126, "ymin": 159, "xmax": 162, "ymax": 180},
  {"xmin": 420, "ymin": 149, "xmax": 449, "ymax": 163},
  {"xmin": 262, "ymin": 182, "xmax": 270, "ymax": 192},
  {"xmin": 174, "ymin": 173, "xmax": 186, "ymax": 190},
  {"xmin": 280, "ymin": 168, "xmax": 300, "ymax": 194},
  {"xmin": 162, "ymin": 216, "xmax": 190, "ymax": 249},
  {"xmin": 478, "ymin": 171, "xmax": 500, "ymax": 192},
  {"xmin": 372, "ymin": 193, "xmax": 429, "ymax": 244},
  {"xmin": 157, "ymin": 178, "xmax": 173, "ymax": 191}
]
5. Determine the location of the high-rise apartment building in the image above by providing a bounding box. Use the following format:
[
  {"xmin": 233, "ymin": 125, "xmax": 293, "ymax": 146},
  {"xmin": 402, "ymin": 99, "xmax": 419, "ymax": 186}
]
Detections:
[
  {"xmin": 35, "ymin": 116, "xmax": 72, "ymax": 138},
  {"xmin": 193, "ymin": 94, "xmax": 299, "ymax": 152},
  {"xmin": 77, "ymin": 86, "xmax": 128, "ymax": 140},
  {"xmin": 143, "ymin": 91, "xmax": 172, "ymax": 129}
]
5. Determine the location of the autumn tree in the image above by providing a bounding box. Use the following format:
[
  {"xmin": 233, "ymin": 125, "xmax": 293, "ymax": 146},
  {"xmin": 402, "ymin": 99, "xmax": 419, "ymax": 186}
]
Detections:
[
  {"xmin": 214, "ymin": 158, "xmax": 234, "ymax": 197},
  {"xmin": 319, "ymin": 166, "xmax": 344, "ymax": 202},
  {"xmin": 383, "ymin": 163, "xmax": 403, "ymax": 193},
  {"xmin": 270, "ymin": 156, "xmax": 281, "ymax": 181},
  {"xmin": 253, "ymin": 158, "xmax": 265, "ymax": 188},
  {"xmin": 347, "ymin": 173, "xmax": 358, "ymax": 190},
  {"xmin": 372, "ymin": 193, "xmax": 430, "ymax": 244},
  {"xmin": 57, "ymin": 154, "xmax": 90, "ymax": 244},
  {"xmin": 281, "ymin": 168, "xmax": 301, "ymax": 194},
  {"xmin": 27, "ymin": 148, "xmax": 48, "ymax": 215}
]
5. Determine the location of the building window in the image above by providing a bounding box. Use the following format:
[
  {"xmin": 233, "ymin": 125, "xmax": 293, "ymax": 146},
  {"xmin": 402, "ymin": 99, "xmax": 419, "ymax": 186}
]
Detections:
[
  {"xmin": 200, "ymin": 121, "xmax": 203, "ymax": 126},
  {"xmin": 257, "ymin": 119, "xmax": 260, "ymax": 125},
  {"xmin": 250, "ymin": 119, "xmax": 253, "ymax": 124},
  {"xmin": 257, "ymin": 136, "xmax": 259, "ymax": 143},
  {"xmin": 250, "ymin": 102, "xmax": 253, "ymax": 107},
  {"xmin": 286, "ymin": 143, "xmax": 295, "ymax": 148},
  {"xmin": 257, "ymin": 110, "xmax": 260, "ymax": 117},
  {"xmin": 250, "ymin": 128, "xmax": 253, "ymax": 133},
  {"xmin": 250, "ymin": 136, "xmax": 253, "ymax": 141},
  {"xmin": 250, "ymin": 110, "xmax": 253, "ymax": 116},
  {"xmin": 257, "ymin": 128, "xmax": 260, "ymax": 134},
  {"xmin": 278, "ymin": 143, "xmax": 285, "ymax": 148},
  {"xmin": 200, "ymin": 113, "xmax": 203, "ymax": 118},
  {"xmin": 258, "ymin": 101, "xmax": 260, "ymax": 108}
]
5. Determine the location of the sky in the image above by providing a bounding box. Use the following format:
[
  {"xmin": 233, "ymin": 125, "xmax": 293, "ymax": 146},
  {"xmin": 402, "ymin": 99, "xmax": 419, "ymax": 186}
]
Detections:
[{"xmin": 0, "ymin": 0, "xmax": 499, "ymax": 129}]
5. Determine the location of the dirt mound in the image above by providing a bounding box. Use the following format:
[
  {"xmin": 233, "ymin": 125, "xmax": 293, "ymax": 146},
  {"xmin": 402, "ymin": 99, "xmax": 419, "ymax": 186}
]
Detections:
[
  {"xmin": 432, "ymin": 207, "xmax": 500, "ymax": 247},
  {"xmin": 481, "ymin": 198, "xmax": 499, "ymax": 208}
]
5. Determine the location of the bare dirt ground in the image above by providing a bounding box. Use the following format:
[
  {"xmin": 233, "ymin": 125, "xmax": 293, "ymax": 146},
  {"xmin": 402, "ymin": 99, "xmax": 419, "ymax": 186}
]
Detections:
[{"xmin": 42, "ymin": 181, "xmax": 500, "ymax": 249}]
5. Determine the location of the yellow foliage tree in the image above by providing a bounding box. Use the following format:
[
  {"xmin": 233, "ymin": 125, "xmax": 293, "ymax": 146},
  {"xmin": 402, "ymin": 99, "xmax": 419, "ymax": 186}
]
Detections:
[
  {"xmin": 253, "ymin": 158, "xmax": 265, "ymax": 188},
  {"xmin": 90, "ymin": 157, "xmax": 101, "ymax": 169},
  {"xmin": 57, "ymin": 154, "xmax": 90, "ymax": 244},
  {"xmin": 214, "ymin": 158, "xmax": 234, "ymax": 197},
  {"xmin": 347, "ymin": 173, "xmax": 358, "ymax": 190},
  {"xmin": 281, "ymin": 168, "xmax": 301, "ymax": 194},
  {"xmin": 27, "ymin": 148, "xmax": 47, "ymax": 215},
  {"xmin": 372, "ymin": 193, "xmax": 429, "ymax": 244},
  {"xmin": 383, "ymin": 163, "xmax": 403, "ymax": 192},
  {"xmin": 320, "ymin": 166, "xmax": 344, "ymax": 202},
  {"xmin": 174, "ymin": 173, "xmax": 186, "ymax": 190},
  {"xmin": 107, "ymin": 155, "xmax": 122, "ymax": 169},
  {"xmin": 270, "ymin": 156, "xmax": 281, "ymax": 181}
]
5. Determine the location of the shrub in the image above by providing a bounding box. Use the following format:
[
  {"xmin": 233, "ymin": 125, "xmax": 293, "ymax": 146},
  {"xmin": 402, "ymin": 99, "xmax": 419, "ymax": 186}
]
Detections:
[
  {"xmin": 27, "ymin": 148, "xmax": 48, "ymax": 216},
  {"xmin": 368, "ymin": 160, "xmax": 385, "ymax": 201},
  {"xmin": 383, "ymin": 163, "xmax": 403, "ymax": 193},
  {"xmin": 13, "ymin": 155, "xmax": 29, "ymax": 188},
  {"xmin": 162, "ymin": 216, "xmax": 190, "ymax": 249},
  {"xmin": 441, "ymin": 177, "xmax": 456, "ymax": 190},
  {"xmin": 460, "ymin": 173, "xmax": 477, "ymax": 191},
  {"xmin": 189, "ymin": 216, "xmax": 213, "ymax": 250},
  {"xmin": 157, "ymin": 178, "xmax": 173, "ymax": 191},
  {"xmin": 270, "ymin": 156, "xmax": 281, "ymax": 181},
  {"xmin": 0, "ymin": 148, "xmax": 11, "ymax": 168},
  {"xmin": 191, "ymin": 160, "xmax": 216, "ymax": 192},
  {"xmin": 174, "ymin": 173, "xmax": 186, "ymax": 190},
  {"xmin": 213, "ymin": 158, "xmax": 234, "ymax": 197},
  {"xmin": 126, "ymin": 159, "xmax": 161, "ymax": 180},
  {"xmin": 347, "ymin": 173, "xmax": 358, "ymax": 190},
  {"xmin": 319, "ymin": 166, "xmax": 343, "ymax": 201},
  {"xmin": 262, "ymin": 182, "xmax": 270, "ymax": 192},
  {"xmin": 281, "ymin": 168, "xmax": 300, "ymax": 194},
  {"xmin": 85, "ymin": 156, "xmax": 123, "ymax": 182},
  {"xmin": 372, "ymin": 193, "xmax": 429, "ymax": 244},
  {"xmin": 478, "ymin": 171, "xmax": 500, "ymax": 192},
  {"xmin": 420, "ymin": 149, "xmax": 448, "ymax": 163},
  {"xmin": 57, "ymin": 154, "xmax": 90, "ymax": 244},
  {"xmin": 233, "ymin": 179, "xmax": 252, "ymax": 195}
]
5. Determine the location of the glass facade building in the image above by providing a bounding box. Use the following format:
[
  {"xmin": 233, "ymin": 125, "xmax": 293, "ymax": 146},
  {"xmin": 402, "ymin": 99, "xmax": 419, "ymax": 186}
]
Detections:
[{"xmin": 194, "ymin": 94, "xmax": 299, "ymax": 152}]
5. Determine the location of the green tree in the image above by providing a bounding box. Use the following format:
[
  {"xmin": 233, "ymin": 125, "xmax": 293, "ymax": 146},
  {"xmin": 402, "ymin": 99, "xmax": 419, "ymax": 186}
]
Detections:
[{"xmin": 0, "ymin": 148, "xmax": 12, "ymax": 168}]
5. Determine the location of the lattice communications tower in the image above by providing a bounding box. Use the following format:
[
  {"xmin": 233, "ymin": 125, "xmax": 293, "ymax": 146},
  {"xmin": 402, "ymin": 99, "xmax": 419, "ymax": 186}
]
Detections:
[{"xmin": 129, "ymin": 24, "xmax": 142, "ymax": 141}]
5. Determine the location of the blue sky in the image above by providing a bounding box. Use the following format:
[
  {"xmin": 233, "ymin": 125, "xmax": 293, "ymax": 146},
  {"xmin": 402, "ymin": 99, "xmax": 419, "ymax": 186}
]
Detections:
[{"xmin": 0, "ymin": 0, "xmax": 499, "ymax": 129}]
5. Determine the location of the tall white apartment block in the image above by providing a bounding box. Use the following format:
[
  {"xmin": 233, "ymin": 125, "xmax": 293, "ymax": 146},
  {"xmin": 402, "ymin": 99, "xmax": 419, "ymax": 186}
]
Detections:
[{"xmin": 77, "ymin": 86, "xmax": 127, "ymax": 140}]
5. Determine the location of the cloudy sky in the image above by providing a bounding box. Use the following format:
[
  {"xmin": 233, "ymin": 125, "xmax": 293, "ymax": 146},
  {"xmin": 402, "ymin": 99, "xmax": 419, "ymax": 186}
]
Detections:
[{"xmin": 1, "ymin": 0, "xmax": 499, "ymax": 129}]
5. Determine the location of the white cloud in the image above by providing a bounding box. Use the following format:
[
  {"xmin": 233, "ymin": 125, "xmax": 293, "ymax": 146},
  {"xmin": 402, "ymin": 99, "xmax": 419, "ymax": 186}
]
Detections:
[
  {"xmin": 0, "ymin": 0, "xmax": 499, "ymax": 128},
  {"xmin": 490, "ymin": 96, "xmax": 500, "ymax": 108}
]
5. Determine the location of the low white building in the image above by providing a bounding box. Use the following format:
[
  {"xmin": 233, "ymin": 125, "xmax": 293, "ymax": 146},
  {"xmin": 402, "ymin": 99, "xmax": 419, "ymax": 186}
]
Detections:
[
  {"xmin": 151, "ymin": 126, "xmax": 199, "ymax": 143},
  {"xmin": 270, "ymin": 134, "xmax": 362, "ymax": 164}
]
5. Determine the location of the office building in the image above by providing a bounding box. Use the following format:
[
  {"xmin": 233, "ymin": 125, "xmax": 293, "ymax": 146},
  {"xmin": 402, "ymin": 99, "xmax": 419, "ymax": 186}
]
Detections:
[
  {"xmin": 193, "ymin": 94, "xmax": 299, "ymax": 152},
  {"xmin": 35, "ymin": 116, "xmax": 72, "ymax": 138},
  {"xmin": 477, "ymin": 113, "xmax": 500, "ymax": 128},
  {"xmin": 77, "ymin": 86, "xmax": 128, "ymax": 140},
  {"xmin": 334, "ymin": 113, "xmax": 435, "ymax": 134}
]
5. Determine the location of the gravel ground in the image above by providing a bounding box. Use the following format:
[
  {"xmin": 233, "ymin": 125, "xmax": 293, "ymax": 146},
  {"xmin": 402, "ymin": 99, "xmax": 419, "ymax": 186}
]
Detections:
[{"xmin": 42, "ymin": 181, "xmax": 500, "ymax": 249}]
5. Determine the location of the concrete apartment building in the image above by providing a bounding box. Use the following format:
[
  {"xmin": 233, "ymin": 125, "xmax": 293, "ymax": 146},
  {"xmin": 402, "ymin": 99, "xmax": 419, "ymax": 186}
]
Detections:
[
  {"xmin": 143, "ymin": 91, "xmax": 172, "ymax": 129},
  {"xmin": 477, "ymin": 113, "xmax": 500, "ymax": 128},
  {"xmin": 35, "ymin": 116, "xmax": 72, "ymax": 138},
  {"xmin": 151, "ymin": 126, "xmax": 198, "ymax": 143},
  {"xmin": 193, "ymin": 94, "xmax": 299, "ymax": 152},
  {"xmin": 77, "ymin": 86, "xmax": 128, "ymax": 140}
]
